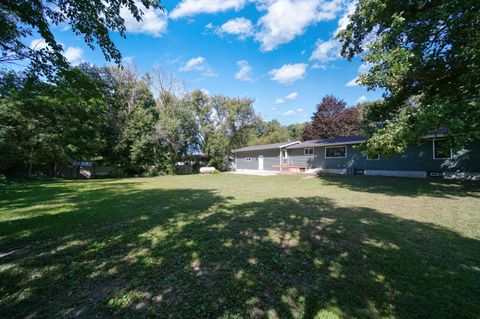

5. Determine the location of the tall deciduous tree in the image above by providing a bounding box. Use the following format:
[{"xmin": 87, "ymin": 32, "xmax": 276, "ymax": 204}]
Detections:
[
  {"xmin": 338, "ymin": 0, "xmax": 480, "ymax": 156},
  {"xmin": 302, "ymin": 95, "xmax": 361, "ymax": 140},
  {"xmin": 0, "ymin": 0, "xmax": 162, "ymax": 75}
]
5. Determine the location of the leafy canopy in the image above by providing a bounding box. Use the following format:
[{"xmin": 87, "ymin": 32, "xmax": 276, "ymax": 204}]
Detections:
[
  {"xmin": 0, "ymin": 0, "xmax": 162, "ymax": 75},
  {"xmin": 302, "ymin": 95, "xmax": 362, "ymax": 141},
  {"xmin": 338, "ymin": 0, "xmax": 480, "ymax": 155}
]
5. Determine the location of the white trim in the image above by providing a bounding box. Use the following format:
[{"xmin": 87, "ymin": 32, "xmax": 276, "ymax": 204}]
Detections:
[
  {"xmin": 432, "ymin": 140, "xmax": 452, "ymax": 160},
  {"xmin": 325, "ymin": 145, "xmax": 347, "ymax": 158},
  {"xmin": 304, "ymin": 148, "xmax": 314, "ymax": 156},
  {"xmin": 279, "ymin": 141, "xmax": 301, "ymax": 148}
]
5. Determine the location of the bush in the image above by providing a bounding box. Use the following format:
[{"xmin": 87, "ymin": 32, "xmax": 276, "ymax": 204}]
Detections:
[
  {"xmin": 144, "ymin": 166, "xmax": 164, "ymax": 177},
  {"xmin": 314, "ymin": 310, "xmax": 340, "ymax": 319},
  {"xmin": 0, "ymin": 174, "xmax": 7, "ymax": 184},
  {"xmin": 107, "ymin": 168, "xmax": 127, "ymax": 178},
  {"xmin": 212, "ymin": 169, "xmax": 220, "ymax": 174}
]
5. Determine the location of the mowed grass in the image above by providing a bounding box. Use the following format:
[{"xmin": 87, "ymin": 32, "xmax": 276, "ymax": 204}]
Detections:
[{"xmin": 0, "ymin": 174, "xmax": 479, "ymax": 318}]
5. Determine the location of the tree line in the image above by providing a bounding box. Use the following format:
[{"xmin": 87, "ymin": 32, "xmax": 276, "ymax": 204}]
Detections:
[{"xmin": 0, "ymin": 65, "xmax": 319, "ymax": 178}]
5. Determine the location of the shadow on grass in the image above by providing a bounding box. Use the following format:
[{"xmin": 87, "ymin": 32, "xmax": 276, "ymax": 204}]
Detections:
[
  {"xmin": 0, "ymin": 183, "xmax": 479, "ymax": 318},
  {"xmin": 316, "ymin": 173, "xmax": 480, "ymax": 198}
]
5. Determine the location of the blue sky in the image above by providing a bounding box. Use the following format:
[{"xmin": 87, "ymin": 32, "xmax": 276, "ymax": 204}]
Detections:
[{"xmin": 29, "ymin": 0, "xmax": 382, "ymax": 125}]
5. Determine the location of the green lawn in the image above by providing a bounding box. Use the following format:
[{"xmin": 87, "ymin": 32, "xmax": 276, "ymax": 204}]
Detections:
[{"xmin": 1, "ymin": 174, "xmax": 479, "ymax": 318}]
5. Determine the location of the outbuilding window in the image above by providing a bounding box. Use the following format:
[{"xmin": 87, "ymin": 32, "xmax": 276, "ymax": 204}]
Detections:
[
  {"xmin": 325, "ymin": 146, "xmax": 347, "ymax": 158},
  {"xmin": 433, "ymin": 140, "xmax": 452, "ymax": 159},
  {"xmin": 304, "ymin": 148, "xmax": 314, "ymax": 156}
]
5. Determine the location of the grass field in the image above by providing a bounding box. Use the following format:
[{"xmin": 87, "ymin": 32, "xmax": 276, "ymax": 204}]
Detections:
[{"xmin": 1, "ymin": 173, "xmax": 479, "ymax": 318}]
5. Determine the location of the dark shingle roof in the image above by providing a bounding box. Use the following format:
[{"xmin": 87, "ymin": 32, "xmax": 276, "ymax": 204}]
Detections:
[
  {"xmin": 286, "ymin": 136, "xmax": 365, "ymax": 149},
  {"xmin": 232, "ymin": 141, "xmax": 300, "ymax": 153}
]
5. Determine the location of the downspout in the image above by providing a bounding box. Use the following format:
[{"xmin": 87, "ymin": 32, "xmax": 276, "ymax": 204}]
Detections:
[{"xmin": 279, "ymin": 149, "xmax": 282, "ymax": 172}]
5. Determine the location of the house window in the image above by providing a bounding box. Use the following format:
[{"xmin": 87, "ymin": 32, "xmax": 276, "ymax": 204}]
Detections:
[
  {"xmin": 366, "ymin": 154, "xmax": 380, "ymax": 160},
  {"xmin": 245, "ymin": 157, "xmax": 252, "ymax": 162},
  {"xmin": 433, "ymin": 140, "xmax": 452, "ymax": 159},
  {"xmin": 325, "ymin": 146, "xmax": 347, "ymax": 158},
  {"xmin": 304, "ymin": 148, "xmax": 314, "ymax": 155}
]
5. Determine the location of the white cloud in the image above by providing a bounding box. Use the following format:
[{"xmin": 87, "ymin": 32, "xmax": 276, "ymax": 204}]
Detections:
[
  {"xmin": 358, "ymin": 62, "xmax": 371, "ymax": 73},
  {"xmin": 285, "ymin": 92, "xmax": 298, "ymax": 100},
  {"xmin": 218, "ymin": 17, "xmax": 253, "ymax": 39},
  {"xmin": 346, "ymin": 62, "xmax": 371, "ymax": 87},
  {"xmin": 275, "ymin": 98, "xmax": 285, "ymax": 104},
  {"xmin": 334, "ymin": 0, "xmax": 356, "ymax": 36},
  {"xmin": 29, "ymin": 38, "xmax": 48, "ymax": 50},
  {"xmin": 356, "ymin": 95, "xmax": 368, "ymax": 103},
  {"xmin": 345, "ymin": 76, "xmax": 359, "ymax": 87},
  {"xmin": 122, "ymin": 56, "xmax": 135, "ymax": 64},
  {"xmin": 296, "ymin": 108, "xmax": 303, "ymax": 112},
  {"xmin": 170, "ymin": 0, "xmax": 247, "ymax": 19},
  {"xmin": 235, "ymin": 60, "xmax": 253, "ymax": 82},
  {"xmin": 283, "ymin": 110, "xmax": 296, "ymax": 116},
  {"xmin": 121, "ymin": 1, "xmax": 168, "ymax": 37},
  {"xmin": 268, "ymin": 63, "xmax": 307, "ymax": 84},
  {"xmin": 255, "ymin": 0, "xmax": 343, "ymax": 51},
  {"xmin": 180, "ymin": 56, "xmax": 217, "ymax": 77},
  {"xmin": 310, "ymin": 1, "xmax": 356, "ymax": 66},
  {"xmin": 30, "ymin": 39, "xmax": 84, "ymax": 64},
  {"xmin": 64, "ymin": 47, "xmax": 84, "ymax": 64},
  {"xmin": 310, "ymin": 38, "xmax": 340, "ymax": 64}
]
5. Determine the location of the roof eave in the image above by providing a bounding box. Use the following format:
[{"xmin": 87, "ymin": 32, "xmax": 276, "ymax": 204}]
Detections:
[{"xmin": 287, "ymin": 140, "xmax": 365, "ymax": 149}]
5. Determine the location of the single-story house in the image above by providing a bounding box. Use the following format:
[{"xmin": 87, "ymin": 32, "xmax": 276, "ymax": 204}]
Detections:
[{"xmin": 232, "ymin": 133, "xmax": 480, "ymax": 179}]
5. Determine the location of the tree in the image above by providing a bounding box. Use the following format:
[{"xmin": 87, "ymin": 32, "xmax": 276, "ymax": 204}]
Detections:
[
  {"xmin": 302, "ymin": 95, "xmax": 361, "ymax": 140},
  {"xmin": 150, "ymin": 69, "xmax": 198, "ymax": 173},
  {"xmin": 208, "ymin": 96, "xmax": 258, "ymax": 169},
  {"xmin": 287, "ymin": 123, "xmax": 306, "ymax": 141},
  {"xmin": 80, "ymin": 63, "xmax": 157, "ymax": 173},
  {"xmin": 0, "ymin": 69, "xmax": 107, "ymax": 177},
  {"xmin": 338, "ymin": 0, "xmax": 480, "ymax": 156},
  {"xmin": 0, "ymin": 0, "xmax": 162, "ymax": 75},
  {"xmin": 250, "ymin": 119, "xmax": 290, "ymax": 145}
]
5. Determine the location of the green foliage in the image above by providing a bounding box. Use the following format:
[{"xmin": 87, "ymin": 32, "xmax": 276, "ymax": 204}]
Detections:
[
  {"xmin": 0, "ymin": 69, "xmax": 108, "ymax": 176},
  {"xmin": 185, "ymin": 90, "xmax": 259, "ymax": 171},
  {"xmin": 0, "ymin": 67, "xmax": 257, "ymax": 176},
  {"xmin": 338, "ymin": 0, "xmax": 480, "ymax": 154},
  {"xmin": 0, "ymin": 0, "xmax": 162, "ymax": 76},
  {"xmin": 0, "ymin": 66, "xmax": 307, "ymax": 177},
  {"xmin": 314, "ymin": 310, "xmax": 340, "ymax": 319}
]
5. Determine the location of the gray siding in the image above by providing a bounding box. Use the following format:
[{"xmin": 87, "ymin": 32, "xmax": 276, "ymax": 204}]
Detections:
[
  {"xmin": 287, "ymin": 140, "xmax": 480, "ymax": 173},
  {"xmin": 236, "ymin": 149, "xmax": 281, "ymax": 171}
]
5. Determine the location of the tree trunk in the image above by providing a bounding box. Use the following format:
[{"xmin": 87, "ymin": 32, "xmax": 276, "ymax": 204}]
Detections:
[{"xmin": 28, "ymin": 146, "xmax": 33, "ymax": 178}]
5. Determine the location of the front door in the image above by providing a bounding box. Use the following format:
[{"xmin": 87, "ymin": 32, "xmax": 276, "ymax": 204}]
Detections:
[{"xmin": 258, "ymin": 155, "xmax": 264, "ymax": 170}]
